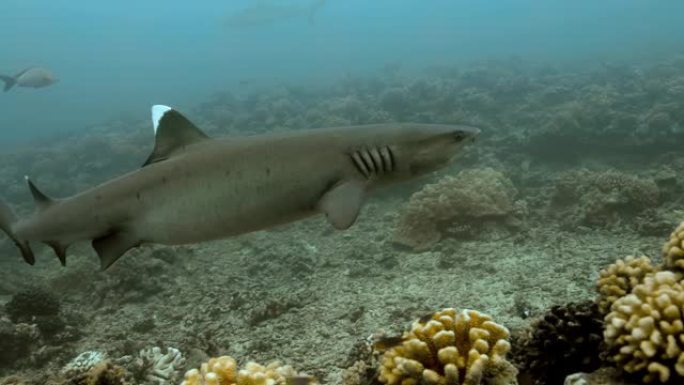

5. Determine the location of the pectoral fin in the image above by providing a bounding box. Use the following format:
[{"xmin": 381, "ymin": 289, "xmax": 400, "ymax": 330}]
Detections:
[
  {"xmin": 318, "ymin": 180, "xmax": 366, "ymax": 230},
  {"xmin": 92, "ymin": 231, "xmax": 141, "ymax": 270}
]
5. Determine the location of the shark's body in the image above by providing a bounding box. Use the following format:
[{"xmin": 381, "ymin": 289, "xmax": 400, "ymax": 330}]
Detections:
[{"xmin": 0, "ymin": 106, "xmax": 478, "ymax": 269}]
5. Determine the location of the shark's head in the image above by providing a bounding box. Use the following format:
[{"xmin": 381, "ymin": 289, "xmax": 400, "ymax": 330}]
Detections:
[{"xmin": 388, "ymin": 123, "xmax": 480, "ymax": 179}]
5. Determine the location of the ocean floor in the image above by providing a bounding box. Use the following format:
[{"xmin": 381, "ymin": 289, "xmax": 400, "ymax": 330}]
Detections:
[
  {"xmin": 0, "ymin": 187, "xmax": 671, "ymax": 384},
  {"xmin": 1, "ymin": 57, "xmax": 684, "ymax": 384}
]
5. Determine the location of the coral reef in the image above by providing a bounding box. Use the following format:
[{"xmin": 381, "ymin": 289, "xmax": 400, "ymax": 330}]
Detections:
[
  {"xmin": 0, "ymin": 375, "xmax": 28, "ymax": 385},
  {"xmin": 604, "ymin": 271, "xmax": 684, "ymax": 383},
  {"xmin": 377, "ymin": 308, "xmax": 517, "ymax": 385},
  {"xmin": 37, "ymin": 347, "xmax": 184, "ymax": 385},
  {"xmin": 562, "ymin": 367, "xmax": 628, "ymax": 385},
  {"xmin": 596, "ymin": 256, "xmax": 657, "ymax": 314},
  {"xmin": 62, "ymin": 351, "xmax": 108, "ymax": 377},
  {"xmin": 66, "ymin": 361, "xmax": 130, "ymax": 385},
  {"xmin": 550, "ymin": 169, "xmax": 659, "ymax": 229},
  {"xmin": 662, "ymin": 222, "xmax": 684, "ymax": 272},
  {"xmin": 4, "ymin": 286, "xmax": 71, "ymax": 341},
  {"xmin": 182, "ymin": 356, "xmax": 237, "ymax": 385},
  {"xmin": 181, "ymin": 356, "xmax": 315, "ymax": 385},
  {"xmin": 340, "ymin": 359, "xmax": 375, "ymax": 385},
  {"xmin": 511, "ymin": 301, "xmax": 603, "ymax": 385},
  {"xmin": 393, "ymin": 168, "xmax": 522, "ymax": 250},
  {"xmin": 123, "ymin": 346, "xmax": 185, "ymax": 385},
  {"xmin": 3, "ymin": 54, "xmax": 684, "ymax": 385},
  {"xmin": 0, "ymin": 288, "xmax": 80, "ymax": 374},
  {"xmin": 0, "ymin": 320, "xmax": 39, "ymax": 368},
  {"xmin": 5, "ymin": 286, "xmax": 60, "ymax": 323}
]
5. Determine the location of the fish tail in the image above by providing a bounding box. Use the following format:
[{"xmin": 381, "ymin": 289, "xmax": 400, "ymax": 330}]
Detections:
[
  {"xmin": 0, "ymin": 75, "xmax": 17, "ymax": 92},
  {"xmin": 0, "ymin": 199, "xmax": 35, "ymax": 264}
]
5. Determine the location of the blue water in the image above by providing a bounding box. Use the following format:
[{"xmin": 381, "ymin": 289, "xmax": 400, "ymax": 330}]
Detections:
[{"xmin": 1, "ymin": 0, "xmax": 683, "ymax": 146}]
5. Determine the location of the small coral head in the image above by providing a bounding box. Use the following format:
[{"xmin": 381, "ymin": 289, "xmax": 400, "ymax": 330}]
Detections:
[{"xmin": 377, "ymin": 308, "xmax": 516, "ymax": 385}]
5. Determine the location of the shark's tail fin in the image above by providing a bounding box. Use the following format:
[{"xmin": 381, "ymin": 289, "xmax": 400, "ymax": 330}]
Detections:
[
  {"xmin": 0, "ymin": 75, "xmax": 17, "ymax": 92},
  {"xmin": 0, "ymin": 199, "xmax": 35, "ymax": 265}
]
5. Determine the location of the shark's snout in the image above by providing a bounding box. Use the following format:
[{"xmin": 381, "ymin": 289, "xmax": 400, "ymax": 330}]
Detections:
[{"xmin": 453, "ymin": 126, "xmax": 480, "ymax": 143}]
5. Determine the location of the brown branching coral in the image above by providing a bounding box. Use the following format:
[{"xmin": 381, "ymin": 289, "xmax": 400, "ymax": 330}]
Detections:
[
  {"xmin": 550, "ymin": 169, "xmax": 659, "ymax": 228},
  {"xmin": 663, "ymin": 222, "xmax": 684, "ymax": 272},
  {"xmin": 0, "ymin": 320, "xmax": 37, "ymax": 367},
  {"xmin": 393, "ymin": 168, "xmax": 520, "ymax": 251},
  {"xmin": 378, "ymin": 308, "xmax": 517, "ymax": 385},
  {"xmin": 181, "ymin": 356, "xmax": 315, "ymax": 385},
  {"xmin": 604, "ymin": 271, "xmax": 684, "ymax": 383},
  {"xmin": 511, "ymin": 301, "xmax": 603, "ymax": 385},
  {"xmin": 69, "ymin": 362, "xmax": 130, "ymax": 385},
  {"xmin": 596, "ymin": 255, "xmax": 657, "ymax": 314}
]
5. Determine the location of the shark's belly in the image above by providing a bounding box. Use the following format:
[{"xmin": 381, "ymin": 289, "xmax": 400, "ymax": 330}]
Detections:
[{"xmin": 138, "ymin": 199, "xmax": 318, "ymax": 245}]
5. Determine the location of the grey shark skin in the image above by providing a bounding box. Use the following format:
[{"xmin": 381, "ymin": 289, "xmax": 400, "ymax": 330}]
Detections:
[{"xmin": 0, "ymin": 105, "xmax": 479, "ymax": 269}]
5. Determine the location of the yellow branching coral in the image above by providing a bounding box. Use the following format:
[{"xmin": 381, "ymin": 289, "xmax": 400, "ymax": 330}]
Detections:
[
  {"xmin": 596, "ymin": 255, "xmax": 656, "ymax": 314},
  {"xmin": 663, "ymin": 222, "xmax": 684, "ymax": 271},
  {"xmin": 604, "ymin": 271, "xmax": 684, "ymax": 383},
  {"xmin": 378, "ymin": 308, "xmax": 517, "ymax": 385},
  {"xmin": 181, "ymin": 356, "xmax": 314, "ymax": 385}
]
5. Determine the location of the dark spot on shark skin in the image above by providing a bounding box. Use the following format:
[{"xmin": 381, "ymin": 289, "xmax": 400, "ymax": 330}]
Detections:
[
  {"xmin": 136, "ymin": 192, "xmax": 141, "ymax": 201},
  {"xmin": 95, "ymin": 195, "xmax": 102, "ymax": 201},
  {"xmin": 224, "ymin": 170, "xmax": 231, "ymax": 177},
  {"xmin": 162, "ymin": 177, "xmax": 168, "ymax": 184},
  {"xmin": 266, "ymin": 167, "xmax": 271, "ymax": 176}
]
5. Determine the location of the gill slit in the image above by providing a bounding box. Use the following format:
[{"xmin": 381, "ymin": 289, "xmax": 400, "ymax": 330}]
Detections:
[
  {"xmin": 351, "ymin": 152, "xmax": 370, "ymax": 178},
  {"xmin": 350, "ymin": 145, "xmax": 395, "ymax": 179},
  {"xmin": 383, "ymin": 146, "xmax": 395, "ymax": 173},
  {"xmin": 360, "ymin": 149, "xmax": 376, "ymax": 174}
]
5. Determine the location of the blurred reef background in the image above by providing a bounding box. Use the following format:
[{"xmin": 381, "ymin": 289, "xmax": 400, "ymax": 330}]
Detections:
[
  {"xmin": 1, "ymin": 56, "xmax": 684, "ymax": 384},
  {"xmin": 2, "ymin": 0, "xmax": 684, "ymax": 384}
]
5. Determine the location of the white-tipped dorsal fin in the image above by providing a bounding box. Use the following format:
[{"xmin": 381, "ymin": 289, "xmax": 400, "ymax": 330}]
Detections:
[
  {"xmin": 25, "ymin": 176, "xmax": 55, "ymax": 210},
  {"xmin": 151, "ymin": 105, "xmax": 172, "ymax": 133},
  {"xmin": 142, "ymin": 104, "xmax": 210, "ymax": 167}
]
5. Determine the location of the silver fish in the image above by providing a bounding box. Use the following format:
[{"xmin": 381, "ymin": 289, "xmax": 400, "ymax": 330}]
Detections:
[{"xmin": 0, "ymin": 67, "xmax": 58, "ymax": 92}]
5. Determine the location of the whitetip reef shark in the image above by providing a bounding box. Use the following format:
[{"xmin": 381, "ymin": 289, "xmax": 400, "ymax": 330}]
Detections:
[{"xmin": 0, "ymin": 105, "xmax": 479, "ymax": 270}]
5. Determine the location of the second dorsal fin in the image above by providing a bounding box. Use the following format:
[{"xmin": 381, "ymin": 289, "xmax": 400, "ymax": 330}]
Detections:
[
  {"xmin": 25, "ymin": 176, "xmax": 54, "ymax": 210},
  {"xmin": 142, "ymin": 105, "xmax": 210, "ymax": 167}
]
